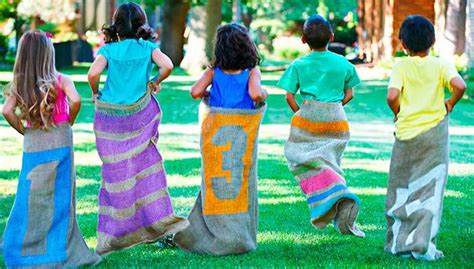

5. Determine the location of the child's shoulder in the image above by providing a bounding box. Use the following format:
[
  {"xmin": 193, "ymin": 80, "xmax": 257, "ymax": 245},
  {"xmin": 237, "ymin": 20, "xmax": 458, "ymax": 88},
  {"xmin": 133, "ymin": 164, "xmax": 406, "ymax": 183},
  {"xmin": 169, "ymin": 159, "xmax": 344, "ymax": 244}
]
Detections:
[{"xmin": 394, "ymin": 56, "xmax": 447, "ymax": 68}]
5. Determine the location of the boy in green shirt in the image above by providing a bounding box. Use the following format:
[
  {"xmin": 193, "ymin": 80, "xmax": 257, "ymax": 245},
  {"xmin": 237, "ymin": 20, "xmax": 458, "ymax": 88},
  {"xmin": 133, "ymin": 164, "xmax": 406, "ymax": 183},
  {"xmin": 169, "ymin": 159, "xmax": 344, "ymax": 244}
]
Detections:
[
  {"xmin": 278, "ymin": 15, "xmax": 365, "ymax": 238},
  {"xmin": 277, "ymin": 16, "xmax": 360, "ymax": 111}
]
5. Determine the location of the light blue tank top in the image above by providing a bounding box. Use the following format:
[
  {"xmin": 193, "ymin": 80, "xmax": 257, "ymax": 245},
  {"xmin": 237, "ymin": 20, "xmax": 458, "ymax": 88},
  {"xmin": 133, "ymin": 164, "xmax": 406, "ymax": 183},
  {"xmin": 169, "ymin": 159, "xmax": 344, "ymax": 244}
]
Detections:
[
  {"xmin": 209, "ymin": 68, "xmax": 255, "ymax": 109},
  {"xmin": 97, "ymin": 39, "xmax": 157, "ymax": 105}
]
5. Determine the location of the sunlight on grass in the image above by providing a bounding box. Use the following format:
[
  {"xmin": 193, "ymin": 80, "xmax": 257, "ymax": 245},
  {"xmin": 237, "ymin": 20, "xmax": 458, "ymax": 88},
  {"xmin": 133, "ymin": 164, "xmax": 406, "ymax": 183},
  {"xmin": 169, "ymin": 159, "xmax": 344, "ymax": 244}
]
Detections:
[
  {"xmin": 167, "ymin": 175, "xmax": 200, "ymax": 187},
  {"xmin": 258, "ymin": 231, "xmax": 332, "ymax": 245},
  {"xmin": 0, "ymin": 180, "xmax": 16, "ymax": 195},
  {"xmin": 352, "ymin": 187, "xmax": 466, "ymax": 198},
  {"xmin": 77, "ymin": 178, "xmax": 99, "ymax": 187},
  {"xmin": 260, "ymin": 196, "xmax": 303, "ymax": 205},
  {"xmin": 77, "ymin": 200, "xmax": 99, "ymax": 215}
]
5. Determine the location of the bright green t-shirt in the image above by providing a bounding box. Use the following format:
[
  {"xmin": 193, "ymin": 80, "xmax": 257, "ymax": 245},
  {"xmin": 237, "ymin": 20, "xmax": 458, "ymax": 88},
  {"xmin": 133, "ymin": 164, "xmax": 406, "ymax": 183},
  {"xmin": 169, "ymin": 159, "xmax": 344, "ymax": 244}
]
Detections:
[{"xmin": 277, "ymin": 50, "xmax": 360, "ymax": 103}]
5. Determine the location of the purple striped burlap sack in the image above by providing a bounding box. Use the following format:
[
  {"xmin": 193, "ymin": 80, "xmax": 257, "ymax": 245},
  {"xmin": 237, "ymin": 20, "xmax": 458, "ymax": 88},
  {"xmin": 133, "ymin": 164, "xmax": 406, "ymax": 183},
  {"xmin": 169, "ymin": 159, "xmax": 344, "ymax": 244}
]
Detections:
[{"xmin": 93, "ymin": 93, "xmax": 189, "ymax": 255}]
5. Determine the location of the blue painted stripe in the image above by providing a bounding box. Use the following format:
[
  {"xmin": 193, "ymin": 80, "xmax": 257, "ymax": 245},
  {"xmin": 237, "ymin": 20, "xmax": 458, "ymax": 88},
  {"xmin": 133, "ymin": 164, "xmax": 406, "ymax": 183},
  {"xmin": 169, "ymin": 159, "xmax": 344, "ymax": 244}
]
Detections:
[
  {"xmin": 306, "ymin": 184, "xmax": 347, "ymax": 205},
  {"xmin": 309, "ymin": 193, "xmax": 360, "ymax": 219},
  {"xmin": 4, "ymin": 146, "xmax": 71, "ymax": 267}
]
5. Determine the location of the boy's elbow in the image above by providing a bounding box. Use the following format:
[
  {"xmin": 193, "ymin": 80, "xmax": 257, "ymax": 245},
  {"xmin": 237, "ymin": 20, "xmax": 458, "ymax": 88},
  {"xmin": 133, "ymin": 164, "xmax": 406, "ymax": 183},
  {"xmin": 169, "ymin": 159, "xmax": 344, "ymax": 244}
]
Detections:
[
  {"xmin": 1, "ymin": 107, "xmax": 8, "ymax": 118},
  {"xmin": 162, "ymin": 63, "xmax": 174, "ymax": 76},
  {"xmin": 190, "ymin": 88, "xmax": 202, "ymax": 99}
]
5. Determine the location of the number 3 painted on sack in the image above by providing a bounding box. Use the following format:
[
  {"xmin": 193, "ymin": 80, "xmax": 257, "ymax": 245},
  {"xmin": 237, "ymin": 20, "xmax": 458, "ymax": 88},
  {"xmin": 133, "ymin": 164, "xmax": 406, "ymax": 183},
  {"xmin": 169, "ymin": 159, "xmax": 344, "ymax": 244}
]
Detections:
[{"xmin": 202, "ymin": 113, "xmax": 261, "ymax": 215}]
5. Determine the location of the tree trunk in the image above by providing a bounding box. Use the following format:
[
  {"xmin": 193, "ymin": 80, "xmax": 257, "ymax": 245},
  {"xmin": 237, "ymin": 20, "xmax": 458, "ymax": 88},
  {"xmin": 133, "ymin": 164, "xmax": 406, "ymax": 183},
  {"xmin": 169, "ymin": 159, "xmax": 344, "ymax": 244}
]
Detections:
[
  {"xmin": 160, "ymin": 0, "xmax": 190, "ymax": 66},
  {"xmin": 233, "ymin": 0, "xmax": 242, "ymax": 22},
  {"xmin": 205, "ymin": 0, "xmax": 222, "ymax": 61},
  {"xmin": 180, "ymin": 6, "xmax": 207, "ymax": 74},
  {"xmin": 445, "ymin": 0, "xmax": 467, "ymax": 55},
  {"xmin": 181, "ymin": 1, "xmax": 222, "ymax": 74}
]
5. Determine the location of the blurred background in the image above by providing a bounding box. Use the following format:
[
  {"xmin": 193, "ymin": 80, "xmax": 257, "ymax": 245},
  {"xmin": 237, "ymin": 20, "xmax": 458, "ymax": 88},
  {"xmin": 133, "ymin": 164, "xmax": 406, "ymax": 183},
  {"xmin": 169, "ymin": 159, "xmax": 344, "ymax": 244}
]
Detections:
[{"xmin": 0, "ymin": 1, "xmax": 472, "ymax": 86}]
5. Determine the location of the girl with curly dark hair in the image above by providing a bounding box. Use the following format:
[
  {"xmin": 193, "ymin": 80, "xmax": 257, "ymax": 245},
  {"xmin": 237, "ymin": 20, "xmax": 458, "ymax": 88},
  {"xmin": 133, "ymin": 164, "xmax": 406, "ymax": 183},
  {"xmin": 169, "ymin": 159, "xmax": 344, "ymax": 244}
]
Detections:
[
  {"xmin": 190, "ymin": 23, "xmax": 267, "ymax": 108},
  {"xmin": 88, "ymin": 2, "xmax": 173, "ymax": 105}
]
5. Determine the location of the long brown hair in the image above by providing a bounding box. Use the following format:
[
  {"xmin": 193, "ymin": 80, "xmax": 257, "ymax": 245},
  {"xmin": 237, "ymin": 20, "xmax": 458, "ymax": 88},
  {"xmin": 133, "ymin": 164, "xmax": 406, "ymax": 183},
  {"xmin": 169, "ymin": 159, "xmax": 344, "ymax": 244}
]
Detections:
[
  {"xmin": 7, "ymin": 30, "xmax": 58, "ymax": 130},
  {"xmin": 102, "ymin": 2, "xmax": 155, "ymax": 43}
]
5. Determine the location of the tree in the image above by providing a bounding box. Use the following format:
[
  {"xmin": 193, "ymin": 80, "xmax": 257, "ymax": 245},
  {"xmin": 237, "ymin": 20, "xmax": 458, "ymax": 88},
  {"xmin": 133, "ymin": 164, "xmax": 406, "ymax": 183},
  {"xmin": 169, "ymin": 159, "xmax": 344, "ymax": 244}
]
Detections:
[
  {"xmin": 444, "ymin": 0, "xmax": 467, "ymax": 55},
  {"xmin": 17, "ymin": 0, "xmax": 75, "ymax": 29},
  {"xmin": 181, "ymin": 0, "xmax": 222, "ymax": 74},
  {"xmin": 160, "ymin": 0, "xmax": 190, "ymax": 66}
]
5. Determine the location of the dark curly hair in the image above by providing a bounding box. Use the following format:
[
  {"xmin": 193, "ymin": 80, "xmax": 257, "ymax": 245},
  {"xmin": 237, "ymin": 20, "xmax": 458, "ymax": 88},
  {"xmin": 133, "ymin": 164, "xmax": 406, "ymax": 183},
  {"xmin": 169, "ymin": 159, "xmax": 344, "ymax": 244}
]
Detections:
[
  {"xmin": 102, "ymin": 2, "xmax": 155, "ymax": 43},
  {"xmin": 212, "ymin": 23, "xmax": 260, "ymax": 70},
  {"xmin": 399, "ymin": 15, "xmax": 435, "ymax": 53},
  {"xmin": 303, "ymin": 15, "xmax": 333, "ymax": 49}
]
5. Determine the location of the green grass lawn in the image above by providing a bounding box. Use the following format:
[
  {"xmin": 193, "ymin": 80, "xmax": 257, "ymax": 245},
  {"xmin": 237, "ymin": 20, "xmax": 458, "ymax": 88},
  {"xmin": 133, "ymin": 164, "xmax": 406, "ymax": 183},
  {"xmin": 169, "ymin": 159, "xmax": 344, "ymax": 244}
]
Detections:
[{"xmin": 0, "ymin": 66, "xmax": 473, "ymax": 268}]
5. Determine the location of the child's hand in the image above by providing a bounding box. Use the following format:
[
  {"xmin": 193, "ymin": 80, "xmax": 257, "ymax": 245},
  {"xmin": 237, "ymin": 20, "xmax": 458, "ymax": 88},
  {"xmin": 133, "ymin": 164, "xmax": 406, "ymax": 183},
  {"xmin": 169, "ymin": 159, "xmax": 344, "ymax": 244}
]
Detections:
[
  {"xmin": 92, "ymin": 93, "xmax": 99, "ymax": 103},
  {"xmin": 445, "ymin": 100, "xmax": 453, "ymax": 113},
  {"xmin": 150, "ymin": 82, "xmax": 161, "ymax": 93}
]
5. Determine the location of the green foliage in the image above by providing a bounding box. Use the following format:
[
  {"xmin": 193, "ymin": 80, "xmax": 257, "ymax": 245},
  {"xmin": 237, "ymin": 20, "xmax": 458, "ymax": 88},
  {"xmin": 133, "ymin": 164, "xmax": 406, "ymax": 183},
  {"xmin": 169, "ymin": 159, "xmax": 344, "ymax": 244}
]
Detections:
[
  {"xmin": 0, "ymin": 0, "xmax": 20, "ymax": 20},
  {"xmin": 36, "ymin": 22, "xmax": 58, "ymax": 34},
  {"xmin": 251, "ymin": 19, "xmax": 286, "ymax": 51}
]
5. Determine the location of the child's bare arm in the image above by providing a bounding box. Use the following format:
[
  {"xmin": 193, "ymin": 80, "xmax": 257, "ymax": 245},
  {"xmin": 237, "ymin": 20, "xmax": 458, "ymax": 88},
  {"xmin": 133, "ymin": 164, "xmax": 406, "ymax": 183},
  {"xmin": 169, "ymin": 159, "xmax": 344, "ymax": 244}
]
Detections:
[
  {"xmin": 248, "ymin": 67, "xmax": 268, "ymax": 102},
  {"xmin": 87, "ymin": 55, "xmax": 107, "ymax": 101},
  {"xmin": 387, "ymin": 87, "xmax": 401, "ymax": 118},
  {"xmin": 62, "ymin": 75, "xmax": 81, "ymax": 126},
  {"xmin": 445, "ymin": 77, "xmax": 467, "ymax": 112},
  {"xmin": 285, "ymin": 92, "xmax": 300, "ymax": 112},
  {"xmin": 190, "ymin": 69, "xmax": 213, "ymax": 99},
  {"xmin": 342, "ymin": 88, "xmax": 354, "ymax": 106},
  {"xmin": 151, "ymin": 48, "xmax": 173, "ymax": 91},
  {"xmin": 2, "ymin": 95, "xmax": 24, "ymax": 135}
]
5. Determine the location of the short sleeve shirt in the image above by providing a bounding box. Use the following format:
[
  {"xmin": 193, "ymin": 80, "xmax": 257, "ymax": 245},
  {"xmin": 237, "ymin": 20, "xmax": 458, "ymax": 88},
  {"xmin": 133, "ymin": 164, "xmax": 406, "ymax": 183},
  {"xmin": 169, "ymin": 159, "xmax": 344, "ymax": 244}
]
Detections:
[
  {"xmin": 277, "ymin": 50, "xmax": 360, "ymax": 103},
  {"xmin": 97, "ymin": 38, "xmax": 157, "ymax": 104},
  {"xmin": 388, "ymin": 56, "xmax": 460, "ymax": 140}
]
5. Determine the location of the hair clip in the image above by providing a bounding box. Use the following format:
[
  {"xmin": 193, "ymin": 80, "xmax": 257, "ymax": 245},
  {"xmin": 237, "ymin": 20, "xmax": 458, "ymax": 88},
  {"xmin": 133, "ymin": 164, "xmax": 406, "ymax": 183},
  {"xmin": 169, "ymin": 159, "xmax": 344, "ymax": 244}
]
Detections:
[{"xmin": 45, "ymin": 32, "xmax": 53, "ymax": 38}]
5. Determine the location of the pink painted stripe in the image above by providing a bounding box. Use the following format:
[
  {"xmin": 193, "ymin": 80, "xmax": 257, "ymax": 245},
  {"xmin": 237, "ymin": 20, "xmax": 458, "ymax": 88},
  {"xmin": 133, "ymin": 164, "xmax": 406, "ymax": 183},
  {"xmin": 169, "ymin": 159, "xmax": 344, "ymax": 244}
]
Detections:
[{"xmin": 299, "ymin": 169, "xmax": 346, "ymax": 195}]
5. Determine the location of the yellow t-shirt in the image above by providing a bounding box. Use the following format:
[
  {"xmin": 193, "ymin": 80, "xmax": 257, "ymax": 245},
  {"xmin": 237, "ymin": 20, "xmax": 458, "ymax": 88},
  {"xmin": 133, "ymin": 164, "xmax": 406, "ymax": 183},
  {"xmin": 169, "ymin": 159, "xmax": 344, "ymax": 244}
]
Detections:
[{"xmin": 388, "ymin": 56, "xmax": 460, "ymax": 140}]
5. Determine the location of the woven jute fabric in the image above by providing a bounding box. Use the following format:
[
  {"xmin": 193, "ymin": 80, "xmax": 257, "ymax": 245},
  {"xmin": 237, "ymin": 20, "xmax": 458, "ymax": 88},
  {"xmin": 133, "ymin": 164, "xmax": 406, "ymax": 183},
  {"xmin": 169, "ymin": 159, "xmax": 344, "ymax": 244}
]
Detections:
[
  {"xmin": 284, "ymin": 100, "xmax": 364, "ymax": 237},
  {"xmin": 385, "ymin": 117, "xmax": 449, "ymax": 261},
  {"xmin": 2, "ymin": 124, "xmax": 101, "ymax": 268},
  {"xmin": 174, "ymin": 99, "xmax": 266, "ymax": 255},
  {"xmin": 94, "ymin": 94, "xmax": 188, "ymax": 255}
]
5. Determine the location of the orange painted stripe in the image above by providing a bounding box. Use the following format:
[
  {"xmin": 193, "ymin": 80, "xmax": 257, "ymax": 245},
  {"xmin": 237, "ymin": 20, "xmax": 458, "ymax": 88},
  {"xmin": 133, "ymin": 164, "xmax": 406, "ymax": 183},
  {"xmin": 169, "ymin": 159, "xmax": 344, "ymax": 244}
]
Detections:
[{"xmin": 291, "ymin": 115, "xmax": 349, "ymax": 133}]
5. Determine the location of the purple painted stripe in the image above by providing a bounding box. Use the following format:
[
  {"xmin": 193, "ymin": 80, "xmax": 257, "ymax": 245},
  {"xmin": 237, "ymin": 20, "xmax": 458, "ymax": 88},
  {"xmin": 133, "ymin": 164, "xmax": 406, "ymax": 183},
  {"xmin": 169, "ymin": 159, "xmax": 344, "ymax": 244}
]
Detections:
[
  {"xmin": 102, "ymin": 145, "xmax": 162, "ymax": 183},
  {"xmin": 96, "ymin": 119, "xmax": 159, "ymax": 156},
  {"xmin": 94, "ymin": 98, "xmax": 160, "ymax": 133},
  {"xmin": 99, "ymin": 170, "xmax": 167, "ymax": 209},
  {"xmin": 97, "ymin": 196, "xmax": 173, "ymax": 237}
]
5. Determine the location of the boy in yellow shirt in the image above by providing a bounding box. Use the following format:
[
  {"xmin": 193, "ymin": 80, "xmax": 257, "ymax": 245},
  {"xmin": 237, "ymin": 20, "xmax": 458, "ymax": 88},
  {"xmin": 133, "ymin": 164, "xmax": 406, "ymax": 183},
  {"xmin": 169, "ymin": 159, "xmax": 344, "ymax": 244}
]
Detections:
[{"xmin": 385, "ymin": 16, "xmax": 466, "ymax": 261}]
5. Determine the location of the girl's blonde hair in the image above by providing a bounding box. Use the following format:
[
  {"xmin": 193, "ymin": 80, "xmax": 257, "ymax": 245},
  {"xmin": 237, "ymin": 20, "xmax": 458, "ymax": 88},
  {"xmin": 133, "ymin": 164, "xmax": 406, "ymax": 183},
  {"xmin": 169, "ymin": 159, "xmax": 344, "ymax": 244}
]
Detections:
[{"xmin": 8, "ymin": 30, "xmax": 58, "ymax": 130}]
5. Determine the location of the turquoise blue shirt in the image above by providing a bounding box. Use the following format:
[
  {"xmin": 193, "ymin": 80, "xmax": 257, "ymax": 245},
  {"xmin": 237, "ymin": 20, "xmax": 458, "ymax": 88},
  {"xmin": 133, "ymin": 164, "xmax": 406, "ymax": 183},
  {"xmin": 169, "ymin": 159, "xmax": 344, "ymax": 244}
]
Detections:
[
  {"xmin": 277, "ymin": 50, "xmax": 360, "ymax": 103},
  {"xmin": 98, "ymin": 39, "xmax": 157, "ymax": 104}
]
